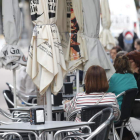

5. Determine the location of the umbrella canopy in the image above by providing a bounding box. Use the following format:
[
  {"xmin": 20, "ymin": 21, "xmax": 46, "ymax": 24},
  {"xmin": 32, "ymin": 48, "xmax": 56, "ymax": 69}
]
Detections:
[
  {"xmin": 82, "ymin": 0, "xmax": 115, "ymax": 79},
  {"xmin": 100, "ymin": 0, "xmax": 116, "ymax": 50},
  {"xmin": 65, "ymin": 0, "xmax": 88, "ymax": 72},
  {"xmin": 27, "ymin": 0, "xmax": 66, "ymax": 95},
  {"xmin": 66, "ymin": 0, "xmax": 71, "ymax": 33},
  {"xmin": 0, "ymin": 0, "xmax": 27, "ymax": 70},
  {"xmin": 56, "ymin": 0, "xmax": 69, "ymax": 60}
]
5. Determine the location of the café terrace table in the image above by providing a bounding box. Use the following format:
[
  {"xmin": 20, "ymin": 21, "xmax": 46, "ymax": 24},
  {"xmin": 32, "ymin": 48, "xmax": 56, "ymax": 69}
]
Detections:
[
  {"xmin": 0, "ymin": 121, "xmax": 94, "ymax": 140},
  {"xmin": 9, "ymin": 105, "xmax": 64, "ymax": 121}
]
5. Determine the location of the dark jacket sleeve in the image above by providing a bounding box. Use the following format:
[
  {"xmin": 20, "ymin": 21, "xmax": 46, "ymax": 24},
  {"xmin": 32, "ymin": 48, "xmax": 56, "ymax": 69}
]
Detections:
[
  {"xmin": 134, "ymin": 73, "xmax": 140, "ymax": 92},
  {"xmin": 132, "ymin": 32, "xmax": 138, "ymax": 50},
  {"xmin": 118, "ymin": 33, "xmax": 124, "ymax": 50}
]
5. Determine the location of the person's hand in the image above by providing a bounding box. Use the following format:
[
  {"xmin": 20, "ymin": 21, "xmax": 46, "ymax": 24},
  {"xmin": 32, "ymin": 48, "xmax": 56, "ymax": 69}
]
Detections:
[
  {"xmin": 64, "ymin": 100, "xmax": 70, "ymax": 104},
  {"xmin": 62, "ymin": 100, "xmax": 70, "ymax": 104}
]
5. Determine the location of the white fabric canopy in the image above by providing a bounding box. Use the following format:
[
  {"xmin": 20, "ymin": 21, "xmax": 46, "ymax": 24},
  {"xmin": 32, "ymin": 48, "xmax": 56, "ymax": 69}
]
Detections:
[
  {"xmin": 66, "ymin": 0, "xmax": 71, "ymax": 33},
  {"xmin": 82, "ymin": 0, "xmax": 115, "ymax": 79},
  {"xmin": 66, "ymin": 0, "xmax": 88, "ymax": 72},
  {"xmin": 27, "ymin": 0, "xmax": 66, "ymax": 95},
  {"xmin": 56, "ymin": 0, "xmax": 69, "ymax": 61},
  {"xmin": 0, "ymin": 0, "xmax": 27, "ymax": 70},
  {"xmin": 100, "ymin": 0, "xmax": 116, "ymax": 50}
]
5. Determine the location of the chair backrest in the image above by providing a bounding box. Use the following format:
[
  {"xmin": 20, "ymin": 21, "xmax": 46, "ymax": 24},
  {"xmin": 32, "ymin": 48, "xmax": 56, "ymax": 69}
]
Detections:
[
  {"xmin": 3, "ymin": 90, "xmax": 14, "ymax": 111},
  {"xmin": 6, "ymin": 83, "xmax": 13, "ymax": 93},
  {"xmin": 120, "ymin": 88, "xmax": 138, "ymax": 122},
  {"xmin": 81, "ymin": 105, "xmax": 113, "ymax": 140},
  {"xmin": 52, "ymin": 92, "xmax": 62, "ymax": 106}
]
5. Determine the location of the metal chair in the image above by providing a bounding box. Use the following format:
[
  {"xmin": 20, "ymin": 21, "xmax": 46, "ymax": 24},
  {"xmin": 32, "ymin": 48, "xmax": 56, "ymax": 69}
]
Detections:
[
  {"xmin": 3, "ymin": 90, "xmax": 37, "ymax": 109},
  {"xmin": 5, "ymin": 82, "xmax": 37, "ymax": 104},
  {"xmin": 61, "ymin": 112, "xmax": 114, "ymax": 140},
  {"xmin": 54, "ymin": 107, "xmax": 115, "ymax": 140},
  {"xmin": 115, "ymin": 88, "xmax": 138, "ymax": 140}
]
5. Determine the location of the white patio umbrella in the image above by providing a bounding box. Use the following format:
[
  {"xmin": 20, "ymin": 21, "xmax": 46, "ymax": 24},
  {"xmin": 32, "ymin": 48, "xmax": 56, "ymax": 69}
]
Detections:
[
  {"xmin": 1, "ymin": 0, "xmax": 27, "ymax": 107},
  {"xmin": 27, "ymin": 1, "xmax": 66, "ymax": 137},
  {"xmin": 66, "ymin": 0, "xmax": 71, "ymax": 33},
  {"xmin": 100, "ymin": 0, "xmax": 116, "ymax": 50},
  {"xmin": 1, "ymin": 0, "xmax": 26, "ymax": 70},
  {"xmin": 65, "ymin": 0, "xmax": 88, "ymax": 73},
  {"xmin": 27, "ymin": 0, "xmax": 66, "ymax": 95},
  {"xmin": 56, "ymin": 0, "xmax": 69, "ymax": 62},
  {"xmin": 82, "ymin": 0, "xmax": 115, "ymax": 79}
]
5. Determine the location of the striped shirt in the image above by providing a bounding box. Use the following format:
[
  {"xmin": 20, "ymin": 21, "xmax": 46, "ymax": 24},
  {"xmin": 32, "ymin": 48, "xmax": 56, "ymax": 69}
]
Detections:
[{"xmin": 64, "ymin": 92, "xmax": 119, "ymax": 122}]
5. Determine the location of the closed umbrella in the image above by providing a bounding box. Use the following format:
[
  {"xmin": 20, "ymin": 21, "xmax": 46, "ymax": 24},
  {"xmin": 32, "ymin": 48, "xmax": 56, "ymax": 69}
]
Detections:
[
  {"xmin": 56, "ymin": 0, "xmax": 69, "ymax": 61},
  {"xmin": 66, "ymin": 0, "xmax": 88, "ymax": 72},
  {"xmin": 27, "ymin": 0, "xmax": 66, "ymax": 96},
  {"xmin": 82, "ymin": 0, "xmax": 115, "ymax": 79},
  {"xmin": 100, "ymin": 0, "xmax": 116, "ymax": 50},
  {"xmin": 1, "ymin": 0, "xmax": 26, "ymax": 70},
  {"xmin": 1, "ymin": 0, "xmax": 27, "ymax": 107},
  {"xmin": 66, "ymin": 0, "xmax": 71, "ymax": 33}
]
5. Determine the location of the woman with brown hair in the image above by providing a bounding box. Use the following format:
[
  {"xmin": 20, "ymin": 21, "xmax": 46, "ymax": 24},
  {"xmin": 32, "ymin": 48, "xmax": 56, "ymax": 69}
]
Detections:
[
  {"xmin": 108, "ymin": 55, "xmax": 137, "ymax": 109},
  {"xmin": 63, "ymin": 65, "xmax": 118, "ymax": 122}
]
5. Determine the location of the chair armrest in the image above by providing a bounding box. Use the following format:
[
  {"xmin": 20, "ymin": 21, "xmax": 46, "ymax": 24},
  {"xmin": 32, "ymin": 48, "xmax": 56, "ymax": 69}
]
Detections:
[
  {"xmin": 67, "ymin": 109, "xmax": 81, "ymax": 121},
  {"xmin": 17, "ymin": 95, "xmax": 37, "ymax": 106},
  {"xmin": 3, "ymin": 92, "xmax": 14, "ymax": 107},
  {"xmin": 0, "ymin": 109, "xmax": 22, "ymax": 122},
  {"xmin": 116, "ymin": 91, "xmax": 125, "ymax": 99},
  {"xmin": 53, "ymin": 128, "xmax": 79, "ymax": 140},
  {"xmin": 63, "ymin": 135, "xmax": 84, "ymax": 140},
  {"xmin": 32, "ymin": 98, "xmax": 37, "ymax": 104},
  {"xmin": 16, "ymin": 113, "xmax": 30, "ymax": 118},
  {"xmin": 88, "ymin": 110, "xmax": 102, "ymax": 122},
  {"xmin": 54, "ymin": 125, "xmax": 91, "ymax": 140},
  {"xmin": 135, "ymin": 99, "xmax": 140, "ymax": 102}
]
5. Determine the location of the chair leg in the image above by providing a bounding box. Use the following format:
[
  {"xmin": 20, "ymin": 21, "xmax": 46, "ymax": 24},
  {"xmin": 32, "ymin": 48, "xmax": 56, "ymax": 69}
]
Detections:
[
  {"xmin": 115, "ymin": 130, "xmax": 121, "ymax": 140},
  {"xmin": 127, "ymin": 121, "xmax": 138, "ymax": 140},
  {"xmin": 112, "ymin": 123, "xmax": 116, "ymax": 140},
  {"xmin": 28, "ymin": 134, "xmax": 32, "ymax": 140},
  {"xmin": 120, "ymin": 122, "xmax": 124, "ymax": 140}
]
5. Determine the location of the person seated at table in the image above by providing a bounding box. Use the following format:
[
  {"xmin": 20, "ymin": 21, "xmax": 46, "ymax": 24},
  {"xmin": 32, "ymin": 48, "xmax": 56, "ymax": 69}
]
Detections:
[
  {"xmin": 108, "ymin": 55, "xmax": 137, "ymax": 109},
  {"xmin": 16, "ymin": 66, "xmax": 38, "ymax": 103},
  {"xmin": 63, "ymin": 65, "xmax": 119, "ymax": 122},
  {"xmin": 110, "ymin": 46, "xmax": 122, "ymax": 63}
]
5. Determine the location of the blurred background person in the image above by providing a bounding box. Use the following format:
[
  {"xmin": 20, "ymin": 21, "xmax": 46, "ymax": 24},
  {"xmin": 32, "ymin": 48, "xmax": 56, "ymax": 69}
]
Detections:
[
  {"xmin": 126, "ymin": 51, "xmax": 140, "ymax": 117},
  {"xmin": 110, "ymin": 46, "xmax": 122, "ymax": 63},
  {"xmin": 16, "ymin": 66, "xmax": 38, "ymax": 103},
  {"xmin": 118, "ymin": 30, "xmax": 138, "ymax": 52},
  {"xmin": 108, "ymin": 55, "xmax": 137, "ymax": 109},
  {"xmin": 134, "ymin": 38, "xmax": 140, "ymax": 52}
]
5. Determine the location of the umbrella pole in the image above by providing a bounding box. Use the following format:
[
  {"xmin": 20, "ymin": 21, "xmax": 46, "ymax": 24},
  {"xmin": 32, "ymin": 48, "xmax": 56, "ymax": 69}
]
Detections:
[
  {"xmin": 76, "ymin": 70, "xmax": 79, "ymax": 94},
  {"xmin": 13, "ymin": 69, "xmax": 17, "ymax": 108},
  {"xmin": 46, "ymin": 87, "xmax": 53, "ymax": 139}
]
